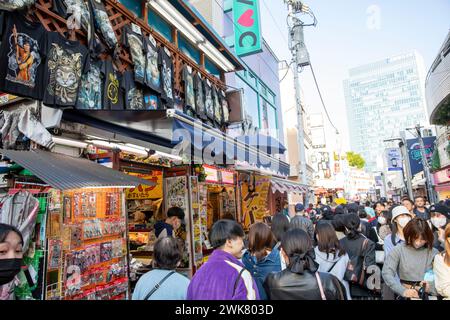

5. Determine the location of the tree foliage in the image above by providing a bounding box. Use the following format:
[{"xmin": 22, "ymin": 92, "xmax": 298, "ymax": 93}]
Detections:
[{"xmin": 346, "ymin": 151, "xmax": 365, "ymax": 169}]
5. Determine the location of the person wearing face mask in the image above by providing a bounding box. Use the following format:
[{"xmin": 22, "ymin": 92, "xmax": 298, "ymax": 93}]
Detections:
[
  {"xmin": 368, "ymin": 202, "xmax": 385, "ymax": 228},
  {"xmin": 154, "ymin": 207, "xmax": 185, "ymax": 239},
  {"xmin": 382, "ymin": 218, "xmax": 439, "ymax": 299},
  {"xmin": 429, "ymin": 204, "xmax": 449, "ymax": 252},
  {"xmin": 384, "ymin": 205, "xmax": 414, "ymax": 258},
  {"xmin": 433, "ymin": 224, "xmax": 450, "ymax": 299},
  {"xmin": 187, "ymin": 220, "xmax": 259, "ymax": 300},
  {"xmin": 264, "ymin": 229, "xmax": 347, "ymax": 300},
  {"xmin": 0, "ymin": 223, "xmax": 24, "ymax": 300}
]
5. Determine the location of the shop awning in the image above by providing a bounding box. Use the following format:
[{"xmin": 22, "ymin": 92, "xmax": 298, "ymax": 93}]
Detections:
[
  {"xmin": 270, "ymin": 177, "xmax": 309, "ymax": 195},
  {"xmin": 0, "ymin": 149, "xmax": 155, "ymax": 190},
  {"xmin": 235, "ymin": 134, "xmax": 286, "ymax": 155}
]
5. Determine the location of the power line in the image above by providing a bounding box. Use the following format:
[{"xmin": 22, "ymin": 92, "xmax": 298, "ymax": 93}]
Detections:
[
  {"xmin": 260, "ymin": 0, "xmax": 290, "ymax": 47},
  {"xmin": 308, "ymin": 62, "xmax": 340, "ymax": 135}
]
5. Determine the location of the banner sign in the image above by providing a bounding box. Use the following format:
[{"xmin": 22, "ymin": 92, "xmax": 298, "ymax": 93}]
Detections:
[
  {"xmin": 233, "ymin": 0, "xmax": 262, "ymax": 57},
  {"xmin": 385, "ymin": 148, "xmax": 402, "ymax": 171},
  {"xmin": 241, "ymin": 175, "xmax": 270, "ymax": 229},
  {"xmin": 406, "ymin": 137, "xmax": 436, "ymax": 177},
  {"xmin": 203, "ymin": 165, "xmax": 219, "ymax": 183},
  {"xmin": 125, "ymin": 171, "xmax": 163, "ymax": 199}
]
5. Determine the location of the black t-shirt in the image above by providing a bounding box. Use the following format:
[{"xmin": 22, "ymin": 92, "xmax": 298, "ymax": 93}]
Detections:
[
  {"xmin": 43, "ymin": 32, "xmax": 90, "ymax": 107},
  {"xmin": 0, "ymin": 13, "xmax": 47, "ymax": 100},
  {"xmin": 204, "ymin": 79, "xmax": 214, "ymax": 121},
  {"xmin": 220, "ymin": 90, "xmax": 230, "ymax": 124},
  {"xmin": 212, "ymin": 85, "xmax": 223, "ymax": 126},
  {"xmin": 143, "ymin": 89, "xmax": 159, "ymax": 110},
  {"xmin": 89, "ymin": 0, "xmax": 117, "ymax": 51},
  {"xmin": 158, "ymin": 47, "xmax": 174, "ymax": 108},
  {"xmin": 143, "ymin": 35, "xmax": 161, "ymax": 94},
  {"xmin": 122, "ymin": 24, "xmax": 145, "ymax": 85},
  {"xmin": 76, "ymin": 58, "xmax": 104, "ymax": 109},
  {"xmin": 103, "ymin": 59, "xmax": 124, "ymax": 110},
  {"xmin": 52, "ymin": 0, "xmax": 91, "ymax": 33},
  {"xmin": 194, "ymin": 73, "xmax": 206, "ymax": 120},
  {"xmin": 122, "ymin": 70, "xmax": 144, "ymax": 110},
  {"xmin": 182, "ymin": 65, "xmax": 196, "ymax": 112}
]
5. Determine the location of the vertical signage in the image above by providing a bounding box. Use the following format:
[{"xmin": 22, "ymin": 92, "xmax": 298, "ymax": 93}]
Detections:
[
  {"xmin": 385, "ymin": 148, "xmax": 402, "ymax": 171},
  {"xmin": 233, "ymin": 0, "xmax": 262, "ymax": 57},
  {"xmin": 406, "ymin": 137, "xmax": 436, "ymax": 177}
]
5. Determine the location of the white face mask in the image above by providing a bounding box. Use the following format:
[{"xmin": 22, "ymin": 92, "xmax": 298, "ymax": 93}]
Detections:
[
  {"xmin": 431, "ymin": 217, "xmax": 447, "ymax": 228},
  {"xmin": 378, "ymin": 216, "xmax": 387, "ymax": 225},
  {"xmin": 397, "ymin": 216, "xmax": 411, "ymax": 228}
]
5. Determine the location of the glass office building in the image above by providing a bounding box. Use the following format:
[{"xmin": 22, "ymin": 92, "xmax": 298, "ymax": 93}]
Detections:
[{"xmin": 344, "ymin": 51, "xmax": 429, "ymax": 172}]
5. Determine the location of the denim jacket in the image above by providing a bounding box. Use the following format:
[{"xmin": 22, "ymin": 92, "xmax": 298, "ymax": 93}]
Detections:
[{"xmin": 242, "ymin": 244, "xmax": 282, "ymax": 300}]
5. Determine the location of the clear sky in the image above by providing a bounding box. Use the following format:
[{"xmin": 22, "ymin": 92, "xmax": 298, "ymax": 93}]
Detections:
[{"xmin": 259, "ymin": 0, "xmax": 450, "ymax": 150}]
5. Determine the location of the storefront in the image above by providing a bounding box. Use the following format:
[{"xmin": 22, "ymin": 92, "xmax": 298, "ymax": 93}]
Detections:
[{"xmin": 433, "ymin": 166, "xmax": 450, "ymax": 200}]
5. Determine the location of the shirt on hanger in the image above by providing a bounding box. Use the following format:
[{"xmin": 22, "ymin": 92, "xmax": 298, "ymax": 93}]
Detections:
[
  {"xmin": 0, "ymin": 0, "xmax": 35, "ymax": 11},
  {"xmin": 220, "ymin": 90, "xmax": 230, "ymax": 124},
  {"xmin": 43, "ymin": 31, "xmax": 90, "ymax": 107},
  {"xmin": 194, "ymin": 72, "xmax": 206, "ymax": 120},
  {"xmin": 88, "ymin": 0, "xmax": 117, "ymax": 51},
  {"xmin": 182, "ymin": 65, "xmax": 196, "ymax": 112},
  {"xmin": 204, "ymin": 79, "xmax": 214, "ymax": 121},
  {"xmin": 122, "ymin": 70, "xmax": 144, "ymax": 110},
  {"xmin": 0, "ymin": 13, "xmax": 47, "ymax": 100},
  {"xmin": 52, "ymin": 0, "xmax": 91, "ymax": 33},
  {"xmin": 122, "ymin": 25, "xmax": 145, "ymax": 85},
  {"xmin": 76, "ymin": 58, "xmax": 104, "ymax": 109},
  {"xmin": 143, "ymin": 35, "xmax": 161, "ymax": 94},
  {"xmin": 158, "ymin": 47, "xmax": 174, "ymax": 108},
  {"xmin": 143, "ymin": 90, "xmax": 159, "ymax": 110},
  {"xmin": 103, "ymin": 59, "xmax": 124, "ymax": 110},
  {"xmin": 212, "ymin": 85, "xmax": 223, "ymax": 126}
]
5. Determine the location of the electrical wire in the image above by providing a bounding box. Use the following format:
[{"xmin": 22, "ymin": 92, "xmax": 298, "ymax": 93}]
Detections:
[
  {"xmin": 260, "ymin": 0, "xmax": 290, "ymax": 48},
  {"xmin": 308, "ymin": 62, "xmax": 340, "ymax": 135},
  {"xmin": 279, "ymin": 61, "xmax": 294, "ymax": 82}
]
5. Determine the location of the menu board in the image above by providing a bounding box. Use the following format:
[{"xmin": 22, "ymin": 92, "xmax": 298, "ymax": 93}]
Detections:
[
  {"xmin": 165, "ymin": 176, "xmax": 188, "ymax": 212},
  {"xmin": 203, "ymin": 165, "xmax": 219, "ymax": 183},
  {"xmin": 221, "ymin": 171, "xmax": 235, "ymax": 185}
]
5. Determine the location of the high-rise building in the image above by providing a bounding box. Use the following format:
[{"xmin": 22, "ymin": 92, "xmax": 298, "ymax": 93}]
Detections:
[{"xmin": 344, "ymin": 51, "xmax": 429, "ymax": 172}]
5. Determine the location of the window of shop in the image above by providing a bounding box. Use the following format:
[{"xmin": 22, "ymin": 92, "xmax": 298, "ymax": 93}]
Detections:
[
  {"xmin": 148, "ymin": 8, "xmax": 173, "ymax": 42},
  {"xmin": 260, "ymin": 97, "xmax": 278, "ymax": 138},
  {"xmin": 178, "ymin": 34, "xmax": 200, "ymax": 64},
  {"xmin": 205, "ymin": 57, "xmax": 220, "ymax": 78},
  {"xmin": 236, "ymin": 76, "xmax": 260, "ymax": 128},
  {"xmin": 119, "ymin": 0, "xmax": 142, "ymax": 18}
]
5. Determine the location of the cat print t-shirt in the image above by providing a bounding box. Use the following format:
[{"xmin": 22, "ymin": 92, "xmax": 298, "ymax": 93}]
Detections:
[
  {"xmin": 158, "ymin": 47, "xmax": 174, "ymax": 108},
  {"xmin": 143, "ymin": 34, "xmax": 161, "ymax": 94},
  {"xmin": 122, "ymin": 24, "xmax": 145, "ymax": 85},
  {"xmin": 182, "ymin": 65, "xmax": 195, "ymax": 113},
  {"xmin": 0, "ymin": 13, "xmax": 47, "ymax": 100},
  {"xmin": 103, "ymin": 59, "xmax": 124, "ymax": 110},
  {"xmin": 204, "ymin": 79, "xmax": 214, "ymax": 121},
  {"xmin": 76, "ymin": 58, "xmax": 103, "ymax": 109},
  {"xmin": 43, "ymin": 32, "xmax": 89, "ymax": 108},
  {"xmin": 122, "ymin": 70, "xmax": 144, "ymax": 110},
  {"xmin": 194, "ymin": 72, "xmax": 206, "ymax": 120}
]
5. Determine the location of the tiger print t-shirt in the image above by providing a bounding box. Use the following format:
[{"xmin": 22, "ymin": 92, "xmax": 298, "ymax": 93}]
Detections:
[
  {"xmin": 43, "ymin": 32, "xmax": 90, "ymax": 108},
  {"xmin": 76, "ymin": 58, "xmax": 103, "ymax": 109}
]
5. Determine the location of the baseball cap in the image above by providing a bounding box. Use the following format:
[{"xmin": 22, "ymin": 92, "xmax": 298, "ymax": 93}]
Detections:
[
  {"xmin": 430, "ymin": 204, "xmax": 450, "ymax": 219},
  {"xmin": 295, "ymin": 203, "xmax": 305, "ymax": 212}
]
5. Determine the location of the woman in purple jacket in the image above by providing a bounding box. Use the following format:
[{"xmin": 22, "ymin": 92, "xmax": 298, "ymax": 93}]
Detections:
[{"xmin": 187, "ymin": 220, "xmax": 260, "ymax": 300}]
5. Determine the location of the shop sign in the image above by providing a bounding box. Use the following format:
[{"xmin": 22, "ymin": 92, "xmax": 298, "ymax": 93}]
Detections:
[
  {"xmin": 385, "ymin": 148, "xmax": 402, "ymax": 171},
  {"xmin": 221, "ymin": 171, "xmax": 235, "ymax": 184},
  {"xmin": 433, "ymin": 168, "xmax": 450, "ymax": 185},
  {"xmin": 233, "ymin": 0, "xmax": 262, "ymax": 57},
  {"xmin": 241, "ymin": 175, "xmax": 270, "ymax": 228},
  {"xmin": 203, "ymin": 165, "xmax": 219, "ymax": 183},
  {"xmin": 125, "ymin": 171, "xmax": 163, "ymax": 199}
]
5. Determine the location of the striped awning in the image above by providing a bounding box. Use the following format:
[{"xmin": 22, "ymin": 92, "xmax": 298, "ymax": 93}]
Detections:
[{"xmin": 270, "ymin": 178, "xmax": 309, "ymax": 195}]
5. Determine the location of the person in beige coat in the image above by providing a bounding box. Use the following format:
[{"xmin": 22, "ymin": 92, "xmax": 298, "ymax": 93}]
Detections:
[{"xmin": 434, "ymin": 224, "xmax": 450, "ymax": 299}]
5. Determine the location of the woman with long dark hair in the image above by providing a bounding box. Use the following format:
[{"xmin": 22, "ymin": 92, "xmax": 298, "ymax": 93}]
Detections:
[
  {"xmin": 0, "ymin": 223, "xmax": 24, "ymax": 300},
  {"xmin": 270, "ymin": 213, "xmax": 290, "ymax": 271},
  {"xmin": 263, "ymin": 229, "xmax": 347, "ymax": 300},
  {"xmin": 242, "ymin": 223, "xmax": 281, "ymax": 300},
  {"xmin": 433, "ymin": 224, "xmax": 450, "ymax": 299}
]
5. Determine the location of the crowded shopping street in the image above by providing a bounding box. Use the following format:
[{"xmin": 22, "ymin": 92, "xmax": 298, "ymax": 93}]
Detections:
[{"xmin": 0, "ymin": 0, "xmax": 449, "ymax": 312}]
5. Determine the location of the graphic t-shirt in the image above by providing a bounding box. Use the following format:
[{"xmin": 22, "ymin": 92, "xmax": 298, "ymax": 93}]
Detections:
[
  {"xmin": 220, "ymin": 90, "xmax": 230, "ymax": 124},
  {"xmin": 194, "ymin": 72, "xmax": 206, "ymax": 120},
  {"xmin": 0, "ymin": 13, "xmax": 47, "ymax": 100},
  {"xmin": 212, "ymin": 85, "xmax": 223, "ymax": 126},
  {"xmin": 103, "ymin": 59, "xmax": 124, "ymax": 110},
  {"xmin": 0, "ymin": 0, "xmax": 35, "ymax": 11},
  {"xmin": 143, "ymin": 89, "xmax": 159, "ymax": 110},
  {"xmin": 89, "ymin": 0, "xmax": 117, "ymax": 51},
  {"xmin": 122, "ymin": 70, "xmax": 144, "ymax": 110},
  {"xmin": 76, "ymin": 58, "xmax": 103, "ymax": 109},
  {"xmin": 52, "ymin": 0, "xmax": 91, "ymax": 33},
  {"xmin": 43, "ymin": 32, "xmax": 90, "ymax": 107},
  {"xmin": 204, "ymin": 79, "xmax": 214, "ymax": 121},
  {"xmin": 158, "ymin": 47, "xmax": 174, "ymax": 108},
  {"xmin": 143, "ymin": 34, "xmax": 161, "ymax": 94},
  {"xmin": 182, "ymin": 65, "xmax": 196, "ymax": 113},
  {"xmin": 122, "ymin": 24, "xmax": 145, "ymax": 85}
]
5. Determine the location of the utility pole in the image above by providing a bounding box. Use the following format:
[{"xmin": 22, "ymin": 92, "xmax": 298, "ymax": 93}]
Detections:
[
  {"xmin": 285, "ymin": 0, "xmax": 315, "ymax": 205},
  {"xmin": 415, "ymin": 124, "xmax": 436, "ymax": 203}
]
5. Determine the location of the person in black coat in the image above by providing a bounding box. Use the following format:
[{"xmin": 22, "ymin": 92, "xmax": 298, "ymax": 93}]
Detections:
[{"xmin": 264, "ymin": 229, "xmax": 347, "ymax": 300}]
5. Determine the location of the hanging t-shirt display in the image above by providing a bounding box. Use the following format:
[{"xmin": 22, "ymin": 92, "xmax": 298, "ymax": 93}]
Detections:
[
  {"xmin": 122, "ymin": 70, "xmax": 144, "ymax": 110},
  {"xmin": 194, "ymin": 72, "xmax": 206, "ymax": 120},
  {"xmin": 43, "ymin": 32, "xmax": 90, "ymax": 107},
  {"xmin": 143, "ymin": 34, "xmax": 161, "ymax": 94},
  {"xmin": 182, "ymin": 65, "xmax": 195, "ymax": 113},
  {"xmin": 158, "ymin": 47, "xmax": 174, "ymax": 108},
  {"xmin": 88, "ymin": 0, "xmax": 117, "ymax": 51},
  {"xmin": 52, "ymin": 0, "xmax": 91, "ymax": 33},
  {"xmin": 122, "ymin": 24, "xmax": 145, "ymax": 84},
  {"xmin": 220, "ymin": 90, "xmax": 230, "ymax": 124},
  {"xmin": 0, "ymin": 13, "xmax": 47, "ymax": 100},
  {"xmin": 103, "ymin": 59, "xmax": 124, "ymax": 110},
  {"xmin": 212, "ymin": 85, "xmax": 223, "ymax": 126},
  {"xmin": 76, "ymin": 58, "xmax": 103, "ymax": 109},
  {"xmin": 0, "ymin": 0, "xmax": 35, "ymax": 11},
  {"xmin": 204, "ymin": 79, "xmax": 214, "ymax": 121},
  {"xmin": 143, "ymin": 90, "xmax": 159, "ymax": 110}
]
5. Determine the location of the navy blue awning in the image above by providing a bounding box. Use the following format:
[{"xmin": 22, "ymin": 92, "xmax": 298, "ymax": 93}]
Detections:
[{"xmin": 235, "ymin": 134, "xmax": 286, "ymax": 155}]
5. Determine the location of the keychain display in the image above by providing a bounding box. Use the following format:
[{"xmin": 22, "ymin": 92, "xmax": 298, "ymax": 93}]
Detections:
[
  {"xmin": 106, "ymin": 192, "xmax": 120, "ymax": 216},
  {"xmin": 111, "ymin": 239, "xmax": 123, "ymax": 258},
  {"xmin": 73, "ymin": 194, "xmax": 81, "ymax": 218},
  {"xmin": 48, "ymin": 239, "xmax": 62, "ymax": 270},
  {"xmin": 83, "ymin": 219, "xmax": 102, "ymax": 240},
  {"xmin": 100, "ymin": 242, "xmax": 113, "ymax": 262}
]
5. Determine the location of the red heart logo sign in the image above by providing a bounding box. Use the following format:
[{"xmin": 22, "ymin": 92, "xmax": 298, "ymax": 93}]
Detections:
[{"xmin": 237, "ymin": 9, "xmax": 254, "ymax": 28}]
